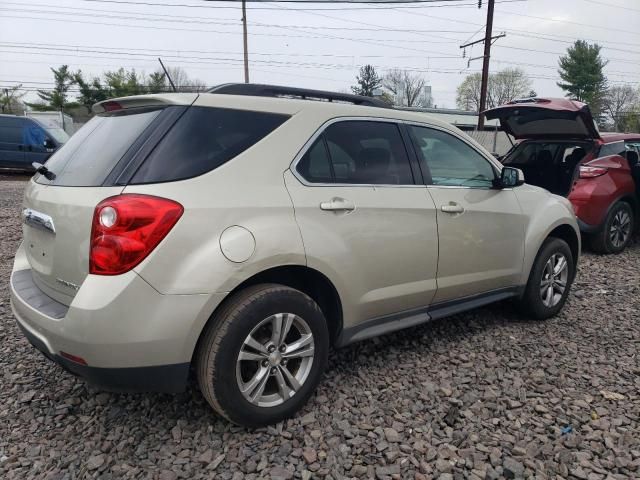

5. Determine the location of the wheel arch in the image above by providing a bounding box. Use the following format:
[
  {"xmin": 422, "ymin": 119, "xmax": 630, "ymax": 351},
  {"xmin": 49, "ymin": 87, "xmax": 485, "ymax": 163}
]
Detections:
[
  {"xmin": 546, "ymin": 223, "xmax": 580, "ymax": 271},
  {"xmin": 192, "ymin": 265, "xmax": 344, "ymax": 364}
]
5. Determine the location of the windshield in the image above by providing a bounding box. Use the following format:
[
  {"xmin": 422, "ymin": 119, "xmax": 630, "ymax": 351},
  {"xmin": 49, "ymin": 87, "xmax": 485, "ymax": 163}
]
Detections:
[{"xmin": 46, "ymin": 127, "xmax": 69, "ymax": 144}]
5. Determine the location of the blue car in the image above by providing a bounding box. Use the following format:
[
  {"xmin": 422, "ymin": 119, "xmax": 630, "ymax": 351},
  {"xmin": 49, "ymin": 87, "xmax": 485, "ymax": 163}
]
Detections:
[{"xmin": 0, "ymin": 114, "xmax": 69, "ymax": 171}]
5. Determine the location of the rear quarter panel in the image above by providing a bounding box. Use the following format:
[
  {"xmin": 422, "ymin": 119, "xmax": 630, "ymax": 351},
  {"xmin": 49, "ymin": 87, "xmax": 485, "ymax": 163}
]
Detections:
[
  {"xmin": 569, "ymin": 154, "xmax": 636, "ymax": 228},
  {"xmin": 123, "ymin": 109, "xmax": 326, "ymax": 295}
]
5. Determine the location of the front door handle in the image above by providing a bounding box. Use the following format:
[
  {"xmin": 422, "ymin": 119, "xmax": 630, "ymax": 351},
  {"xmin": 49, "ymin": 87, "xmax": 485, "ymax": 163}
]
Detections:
[
  {"xmin": 441, "ymin": 203, "xmax": 465, "ymax": 214},
  {"xmin": 320, "ymin": 197, "xmax": 355, "ymax": 212}
]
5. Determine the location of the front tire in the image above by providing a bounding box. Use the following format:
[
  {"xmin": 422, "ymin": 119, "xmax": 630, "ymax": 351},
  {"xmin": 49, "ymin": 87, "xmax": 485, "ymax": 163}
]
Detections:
[
  {"xmin": 518, "ymin": 237, "xmax": 575, "ymax": 320},
  {"xmin": 590, "ymin": 201, "xmax": 634, "ymax": 254},
  {"xmin": 196, "ymin": 284, "xmax": 329, "ymax": 427}
]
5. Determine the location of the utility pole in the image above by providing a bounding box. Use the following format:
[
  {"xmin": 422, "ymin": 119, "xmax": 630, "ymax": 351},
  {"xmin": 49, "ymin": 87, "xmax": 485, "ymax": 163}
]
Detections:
[
  {"xmin": 242, "ymin": 0, "xmax": 249, "ymax": 83},
  {"xmin": 477, "ymin": 0, "xmax": 495, "ymax": 129},
  {"xmin": 459, "ymin": 0, "xmax": 505, "ymax": 129}
]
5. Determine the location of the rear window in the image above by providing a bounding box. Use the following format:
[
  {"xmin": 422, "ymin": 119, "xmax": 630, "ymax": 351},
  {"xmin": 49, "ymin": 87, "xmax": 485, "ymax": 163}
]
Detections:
[
  {"xmin": 37, "ymin": 107, "xmax": 163, "ymax": 186},
  {"xmin": 130, "ymin": 107, "xmax": 289, "ymax": 184}
]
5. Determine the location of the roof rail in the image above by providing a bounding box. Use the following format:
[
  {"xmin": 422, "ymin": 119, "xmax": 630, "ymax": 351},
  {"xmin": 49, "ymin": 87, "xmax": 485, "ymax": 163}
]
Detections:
[{"xmin": 207, "ymin": 83, "xmax": 391, "ymax": 108}]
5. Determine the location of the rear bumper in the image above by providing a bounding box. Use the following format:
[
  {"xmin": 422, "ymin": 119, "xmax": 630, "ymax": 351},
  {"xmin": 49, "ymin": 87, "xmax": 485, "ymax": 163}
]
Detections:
[
  {"xmin": 10, "ymin": 244, "xmax": 226, "ymax": 392},
  {"xmin": 15, "ymin": 318, "xmax": 189, "ymax": 393}
]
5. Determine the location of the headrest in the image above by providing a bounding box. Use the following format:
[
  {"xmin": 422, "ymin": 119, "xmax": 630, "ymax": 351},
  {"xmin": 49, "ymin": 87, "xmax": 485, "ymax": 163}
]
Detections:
[{"xmin": 357, "ymin": 147, "xmax": 390, "ymax": 170}]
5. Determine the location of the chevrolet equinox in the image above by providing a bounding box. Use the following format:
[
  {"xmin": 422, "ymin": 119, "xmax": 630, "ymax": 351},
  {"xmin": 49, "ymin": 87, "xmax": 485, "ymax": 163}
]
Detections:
[{"xmin": 10, "ymin": 84, "xmax": 580, "ymax": 426}]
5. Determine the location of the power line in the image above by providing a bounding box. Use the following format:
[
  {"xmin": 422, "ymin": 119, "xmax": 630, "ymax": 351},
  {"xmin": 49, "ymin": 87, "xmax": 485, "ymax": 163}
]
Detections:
[
  {"xmin": 4, "ymin": 42, "xmax": 640, "ymax": 80},
  {"xmin": 0, "ymin": 14, "xmax": 463, "ymax": 56},
  {"xmin": 76, "ymin": 0, "xmax": 524, "ymax": 10},
  {"xmin": 582, "ymin": 0, "xmax": 640, "ymax": 13}
]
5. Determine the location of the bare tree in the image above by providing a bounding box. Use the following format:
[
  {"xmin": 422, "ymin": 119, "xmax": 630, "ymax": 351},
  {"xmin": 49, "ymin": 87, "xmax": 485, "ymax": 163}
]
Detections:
[
  {"xmin": 166, "ymin": 67, "xmax": 207, "ymax": 92},
  {"xmin": 1, "ymin": 84, "xmax": 26, "ymax": 114},
  {"xmin": 456, "ymin": 68, "xmax": 532, "ymax": 111},
  {"xmin": 456, "ymin": 73, "xmax": 482, "ymax": 111},
  {"xmin": 491, "ymin": 68, "xmax": 532, "ymax": 106},
  {"xmin": 603, "ymin": 85, "xmax": 639, "ymax": 131},
  {"xmin": 383, "ymin": 69, "xmax": 428, "ymax": 107}
]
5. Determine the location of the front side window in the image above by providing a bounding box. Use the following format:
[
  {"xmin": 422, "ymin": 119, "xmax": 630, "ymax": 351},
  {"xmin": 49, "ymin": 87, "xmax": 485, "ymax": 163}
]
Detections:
[
  {"xmin": 409, "ymin": 125, "xmax": 496, "ymax": 188},
  {"xmin": 296, "ymin": 120, "xmax": 414, "ymax": 185}
]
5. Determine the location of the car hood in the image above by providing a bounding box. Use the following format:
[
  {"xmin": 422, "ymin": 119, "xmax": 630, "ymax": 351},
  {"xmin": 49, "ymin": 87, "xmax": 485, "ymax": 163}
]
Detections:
[{"xmin": 484, "ymin": 98, "xmax": 601, "ymax": 140}]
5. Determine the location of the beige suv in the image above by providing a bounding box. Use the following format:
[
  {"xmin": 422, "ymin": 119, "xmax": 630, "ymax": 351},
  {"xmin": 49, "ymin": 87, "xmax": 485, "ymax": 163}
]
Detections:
[{"xmin": 10, "ymin": 84, "xmax": 579, "ymax": 426}]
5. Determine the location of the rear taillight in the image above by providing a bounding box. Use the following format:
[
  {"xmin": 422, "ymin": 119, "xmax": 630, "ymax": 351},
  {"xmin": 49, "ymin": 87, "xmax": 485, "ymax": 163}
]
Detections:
[
  {"xmin": 90, "ymin": 194, "xmax": 183, "ymax": 275},
  {"xmin": 579, "ymin": 165, "xmax": 608, "ymax": 179}
]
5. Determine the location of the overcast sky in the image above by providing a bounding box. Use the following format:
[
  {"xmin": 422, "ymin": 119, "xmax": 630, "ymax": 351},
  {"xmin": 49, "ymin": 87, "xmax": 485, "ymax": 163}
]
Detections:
[{"xmin": 1, "ymin": 0, "xmax": 638, "ymax": 109}]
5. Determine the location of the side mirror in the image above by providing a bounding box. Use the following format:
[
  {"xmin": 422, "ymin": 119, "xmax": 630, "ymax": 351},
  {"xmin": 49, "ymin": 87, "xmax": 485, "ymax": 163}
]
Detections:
[
  {"xmin": 44, "ymin": 138, "xmax": 56, "ymax": 151},
  {"xmin": 497, "ymin": 166, "xmax": 525, "ymax": 188}
]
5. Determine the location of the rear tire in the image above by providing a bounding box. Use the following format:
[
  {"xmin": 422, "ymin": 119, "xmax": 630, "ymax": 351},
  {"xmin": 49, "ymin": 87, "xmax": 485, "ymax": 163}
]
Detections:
[
  {"xmin": 589, "ymin": 201, "xmax": 634, "ymax": 254},
  {"xmin": 518, "ymin": 237, "xmax": 574, "ymax": 320},
  {"xmin": 196, "ymin": 284, "xmax": 329, "ymax": 427}
]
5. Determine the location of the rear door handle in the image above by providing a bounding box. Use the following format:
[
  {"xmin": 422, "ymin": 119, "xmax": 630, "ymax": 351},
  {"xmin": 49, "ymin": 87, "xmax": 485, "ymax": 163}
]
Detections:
[
  {"xmin": 320, "ymin": 197, "xmax": 355, "ymax": 212},
  {"xmin": 441, "ymin": 204, "xmax": 465, "ymax": 214}
]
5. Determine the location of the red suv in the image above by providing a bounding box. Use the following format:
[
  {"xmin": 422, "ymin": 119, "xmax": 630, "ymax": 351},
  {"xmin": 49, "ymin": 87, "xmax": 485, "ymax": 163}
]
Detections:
[{"xmin": 485, "ymin": 98, "xmax": 639, "ymax": 253}]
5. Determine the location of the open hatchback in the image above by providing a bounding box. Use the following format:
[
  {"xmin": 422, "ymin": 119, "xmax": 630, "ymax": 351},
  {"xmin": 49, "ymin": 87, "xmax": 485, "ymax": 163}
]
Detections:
[
  {"xmin": 484, "ymin": 97, "xmax": 601, "ymax": 140},
  {"xmin": 485, "ymin": 97, "xmax": 639, "ymax": 254}
]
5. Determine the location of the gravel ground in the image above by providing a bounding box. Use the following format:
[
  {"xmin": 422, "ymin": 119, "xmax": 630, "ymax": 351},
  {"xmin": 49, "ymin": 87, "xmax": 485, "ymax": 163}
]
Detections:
[{"xmin": 1, "ymin": 175, "xmax": 639, "ymax": 480}]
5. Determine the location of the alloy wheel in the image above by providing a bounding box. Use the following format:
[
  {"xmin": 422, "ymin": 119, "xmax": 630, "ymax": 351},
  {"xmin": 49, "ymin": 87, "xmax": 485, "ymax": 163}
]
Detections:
[
  {"xmin": 236, "ymin": 313, "xmax": 315, "ymax": 407},
  {"xmin": 540, "ymin": 253, "xmax": 569, "ymax": 308},
  {"xmin": 609, "ymin": 209, "xmax": 631, "ymax": 248}
]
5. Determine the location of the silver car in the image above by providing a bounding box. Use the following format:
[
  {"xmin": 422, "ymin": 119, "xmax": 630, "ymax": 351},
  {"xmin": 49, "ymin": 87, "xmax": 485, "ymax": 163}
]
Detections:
[{"xmin": 10, "ymin": 84, "xmax": 579, "ymax": 426}]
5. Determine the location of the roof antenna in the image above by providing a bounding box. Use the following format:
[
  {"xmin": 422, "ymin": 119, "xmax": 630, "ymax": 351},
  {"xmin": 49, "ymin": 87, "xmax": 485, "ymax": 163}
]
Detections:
[{"xmin": 158, "ymin": 57, "xmax": 177, "ymax": 93}]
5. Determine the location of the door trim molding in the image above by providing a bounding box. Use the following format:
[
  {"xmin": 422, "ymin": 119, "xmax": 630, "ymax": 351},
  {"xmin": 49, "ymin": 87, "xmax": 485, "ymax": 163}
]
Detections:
[{"xmin": 335, "ymin": 286, "xmax": 523, "ymax": 347}]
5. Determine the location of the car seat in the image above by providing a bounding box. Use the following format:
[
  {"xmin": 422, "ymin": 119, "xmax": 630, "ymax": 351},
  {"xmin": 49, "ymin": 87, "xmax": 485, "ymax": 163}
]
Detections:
[
  {"xmin": 353, "ymin": 147, "xmax": 392, "ymax": 184},
  {"xmin": 626, "ymin": 150, "xmax": 640, "ymax": 193},
  {"xmin": 528, "ymin": 149, "xmax": 556, "ymax": 192}
]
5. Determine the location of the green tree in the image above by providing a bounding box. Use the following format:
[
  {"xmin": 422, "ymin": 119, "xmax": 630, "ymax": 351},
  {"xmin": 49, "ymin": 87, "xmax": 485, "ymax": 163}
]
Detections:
[
  {"xmin": 103, "ymin": 68, "xmax": 145, "ymax": 98},
  {"xmin": 351, "ymin": 65, "xmax": 382, "ymax": 97},
  {"xmin": 74, "ymin": 71, "xmax": 109, "ymax": 113},
  {"xmin": 27, "ymin": 65, "xmax": 77, "ymax": 111},
  {"xmin": 146, "ymin": 71, "xmax": 168, "ymax": 93},
  {"xmin": 557, "ymin": 40, "xmax": 608, "ymax": 115}
]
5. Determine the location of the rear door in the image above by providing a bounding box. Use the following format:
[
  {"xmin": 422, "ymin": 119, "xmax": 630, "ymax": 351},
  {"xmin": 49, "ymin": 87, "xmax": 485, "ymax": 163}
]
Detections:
[
  {"xmin": 21, "ymin": 107, "xmax": 166, "ymax": 304},
  {"xmin": 407, "ymin": 124, "xmax": 526, "ymax": 303},
  {"xmin": 285, "ymin": 119, "xmax": 439, "ymax": 324},
  {"xmin": 0, "ymin": 117, "xmax": 26, "ymax": 168}
]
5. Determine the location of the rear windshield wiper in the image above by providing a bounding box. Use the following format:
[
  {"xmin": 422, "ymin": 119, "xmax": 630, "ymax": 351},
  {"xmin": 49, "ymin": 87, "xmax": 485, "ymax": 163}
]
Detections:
[{"xmin": 32, "ymin": 162, "xmax": 56, "ymax": 180}]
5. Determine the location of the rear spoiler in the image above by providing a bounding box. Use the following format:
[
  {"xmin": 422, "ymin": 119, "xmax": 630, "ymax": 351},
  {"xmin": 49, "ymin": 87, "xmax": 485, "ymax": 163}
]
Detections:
[{"xmin": 92, "ymin": 93, "xmax": 199, "ymax": 114}]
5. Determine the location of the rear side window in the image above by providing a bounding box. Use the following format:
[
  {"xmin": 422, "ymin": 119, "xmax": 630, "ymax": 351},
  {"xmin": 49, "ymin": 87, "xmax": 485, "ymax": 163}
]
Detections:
[
  {"xmin": 598, "ymin": 141, "xmax": 625, "ymax": 158},
  {"xmin": 131, "ymin": 107, "xmax": 289, "ymax": 184},
  {"xmin": 296, "ymin": 121, "xmax": 414, "ymax": 185},
  {"xmin": 37, "ymin": 108, "xmax": 163, "ymax": 186}
]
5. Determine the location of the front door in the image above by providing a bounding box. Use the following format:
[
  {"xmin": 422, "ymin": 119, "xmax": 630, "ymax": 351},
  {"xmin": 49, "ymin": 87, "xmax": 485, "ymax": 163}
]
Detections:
[
  {"xmin": 407, "ymin": 124, "xmax": 526, "ymax": 303},
  {"xmin": 285, "ymin": 119, "xmax": 439, "ymax": 327}
]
